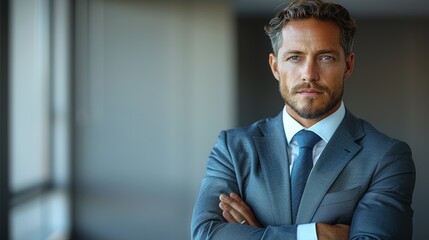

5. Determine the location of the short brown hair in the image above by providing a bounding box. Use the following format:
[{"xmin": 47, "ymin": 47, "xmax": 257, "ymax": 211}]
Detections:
[{"xmin": 265, "ymin": 0, "xmax": 357, "ymax": 55}]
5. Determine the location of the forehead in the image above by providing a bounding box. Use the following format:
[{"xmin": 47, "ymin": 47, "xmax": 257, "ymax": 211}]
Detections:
[{"xmin": 280, "ymin": 18, "xmax": 342, "ymax": 52}]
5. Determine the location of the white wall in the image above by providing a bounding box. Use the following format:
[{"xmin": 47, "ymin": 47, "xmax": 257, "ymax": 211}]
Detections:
[{"xmin": 74, "ymin": 0, "xmax": 235, "ymax": 239}]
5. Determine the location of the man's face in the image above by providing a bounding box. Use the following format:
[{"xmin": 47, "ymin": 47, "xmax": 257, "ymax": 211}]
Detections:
[{"xmin": 269, "ymin": 18, "xmax": 354, "ymax": 126}]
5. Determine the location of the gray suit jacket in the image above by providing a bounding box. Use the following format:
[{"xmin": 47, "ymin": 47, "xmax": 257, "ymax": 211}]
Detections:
[{"xmin": 191, "ymin": 110, "xmax": 415, "ymax": 239}]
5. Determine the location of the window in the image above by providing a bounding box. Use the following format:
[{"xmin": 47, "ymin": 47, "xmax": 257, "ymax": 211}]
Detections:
[{"xmin": 9, "ymin": 0, "xmax": 71, "ymax": 239}]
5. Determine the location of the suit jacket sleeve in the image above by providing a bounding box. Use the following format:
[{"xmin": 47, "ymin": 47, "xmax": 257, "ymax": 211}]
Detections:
[
  {"xmin": 349, "ymin": 140, "xmax": 415, "ymax": 240},
  {"xmin": 191, "ymin": 131, "xmax": 298, "ymax": 240}
]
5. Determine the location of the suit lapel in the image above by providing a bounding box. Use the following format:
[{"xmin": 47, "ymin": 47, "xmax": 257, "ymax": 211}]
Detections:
[
  {"xmin": 253, "ymin": 113, "xmax": 293, "ymax": 224},
  {"xmin": 296, "ymin": 111, "xmax": 364, "ymax": 223}
]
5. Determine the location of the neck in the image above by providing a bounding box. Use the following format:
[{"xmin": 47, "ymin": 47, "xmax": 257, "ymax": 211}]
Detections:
[{"xmin": 285, "ymin": 102, "xmax": 341, "ymax": 128}]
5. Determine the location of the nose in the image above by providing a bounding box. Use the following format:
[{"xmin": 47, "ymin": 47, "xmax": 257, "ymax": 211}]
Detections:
[{"xmin": 300, "ymin": 59, "xmax": 319, "ymax": 82}]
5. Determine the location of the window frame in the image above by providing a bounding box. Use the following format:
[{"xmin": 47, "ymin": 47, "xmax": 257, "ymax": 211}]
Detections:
[{"xmin": 0, "ymin": 0, "xmax": 10, "ymax": 239}]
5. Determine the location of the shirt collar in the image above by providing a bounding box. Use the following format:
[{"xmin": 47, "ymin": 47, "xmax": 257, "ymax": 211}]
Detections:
[{"xmin": 283, "ymin": 101, "xmax": 346, "ymax": 144}]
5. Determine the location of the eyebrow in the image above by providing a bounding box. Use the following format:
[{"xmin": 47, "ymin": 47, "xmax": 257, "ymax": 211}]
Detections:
[
  {"xmin": 282, "ymin": 49, "xmax": 340, "ymax": 57},
  {"xmin": 283, "ymin": 50, "xmax": 304, "ymax": 56},
  {"xmin": 316, "ymin": 49, "xmax": 340, "ymax": 55}
]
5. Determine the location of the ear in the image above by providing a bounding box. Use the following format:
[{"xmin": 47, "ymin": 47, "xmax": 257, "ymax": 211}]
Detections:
[
  {"xmin": 269, "ymin": 53, "xmax": 280, "ymax": 81},
  {"xmin": 344, "ymin": 52, "xmax": 355, "ymax": 80}
]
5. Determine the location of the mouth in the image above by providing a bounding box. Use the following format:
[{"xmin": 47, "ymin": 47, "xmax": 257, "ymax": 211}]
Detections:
[{"xmin": 296, "ymin": 88, "xmax": 323, "ymax": 97}]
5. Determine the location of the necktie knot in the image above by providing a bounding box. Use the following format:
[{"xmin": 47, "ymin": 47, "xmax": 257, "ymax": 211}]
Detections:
[{"xmin": 294, "ymin": 130, "xmax": 321, "ymax": 149}]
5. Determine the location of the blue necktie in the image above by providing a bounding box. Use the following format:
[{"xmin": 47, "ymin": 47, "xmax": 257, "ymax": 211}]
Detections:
[{"xmin": 291, "ymin": 130, "xmax": 321, "ymax": 223}]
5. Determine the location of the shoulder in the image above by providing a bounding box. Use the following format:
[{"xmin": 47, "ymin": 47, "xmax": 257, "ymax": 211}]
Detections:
[
  {"xmin": 346, "ymin": 112, "xmax": 412, "ymax": 154},
  {"xmin": 361, "ymin": 119, "xmax": 407, "ymax": 146},
  {"xmin": 211, "ymin": 112, "xmax": 283, "ymax": 153},
  {"xmin": 342, "ymin": 112, "xmax": 414, "ymax": 177},
  {"xmin": 209, "ymin": 112, "xmax": 285, "ymax": 166},
  {"xmin": 220, "ymin": 112, "xmax": 282, "ymax": 140}
]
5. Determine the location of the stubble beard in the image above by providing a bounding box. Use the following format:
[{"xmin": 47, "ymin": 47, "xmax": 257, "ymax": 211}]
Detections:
[{"xmin": 280, "ymin": 81, "xmax": 343, "ymax": 120}]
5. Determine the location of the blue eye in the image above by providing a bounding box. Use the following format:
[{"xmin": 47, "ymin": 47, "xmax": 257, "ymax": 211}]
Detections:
[
  {"xmin": 320, "ymin": 56, "xmax": 334, "ymax": 61},
  {"xmin": 288, "ymin": 56, "xmax": 301, "ymax": 62}
]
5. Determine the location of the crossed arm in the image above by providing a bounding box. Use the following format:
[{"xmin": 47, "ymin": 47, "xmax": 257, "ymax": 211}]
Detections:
[
  {"xmin": 191, "ymin": 132, "xmax": 416, "ymax": 240},
  {"xmin": 219, "ymin": 192, "xmax": 350, "ymax": 240}
]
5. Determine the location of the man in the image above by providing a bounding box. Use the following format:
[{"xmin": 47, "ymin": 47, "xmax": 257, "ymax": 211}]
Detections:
[{"xmin": 191, "ymin": 0, "xmax": 416, "ymax": 239}]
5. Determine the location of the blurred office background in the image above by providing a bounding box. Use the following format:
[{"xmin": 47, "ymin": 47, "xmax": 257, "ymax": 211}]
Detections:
[{"xmin": 0, "ymin": 0, "xmax": 428, "ymax": 239}]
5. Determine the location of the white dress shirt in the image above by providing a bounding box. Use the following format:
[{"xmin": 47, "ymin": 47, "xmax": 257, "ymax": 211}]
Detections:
[{"xmin": 282, "ymin": 102, "xmax": 346, "ymax": 240}]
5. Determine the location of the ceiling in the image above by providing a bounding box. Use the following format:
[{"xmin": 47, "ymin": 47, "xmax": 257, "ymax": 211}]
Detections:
[{"xmin": 232, "ymin": 0, "xmax": 429, "ymax": 17}]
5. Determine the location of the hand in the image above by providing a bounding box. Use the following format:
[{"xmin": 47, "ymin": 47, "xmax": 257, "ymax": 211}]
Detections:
[
  {"xmin": 316, "ymin": 223, "xmax": 350, "ymax": 240},
  {"xmin": 219, "ymin": 192, "xmax": 262, "ymax": 227}
]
